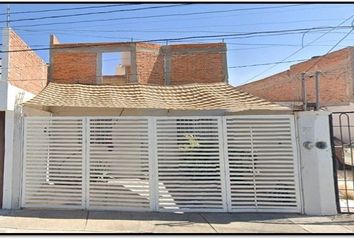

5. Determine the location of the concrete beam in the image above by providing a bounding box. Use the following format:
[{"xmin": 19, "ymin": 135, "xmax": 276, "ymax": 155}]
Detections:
[
  {"xmin": 130, "ymin": 43, "xmax": 138, "ymax": 83},
  {"xmin": 163, "ymin": 46, "xmax": 171, "ymax": 85}
]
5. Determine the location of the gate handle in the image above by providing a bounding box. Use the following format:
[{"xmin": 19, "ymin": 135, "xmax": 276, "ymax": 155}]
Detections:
[
  {"xmin": 315, "ymin": 141, "xmax": 327, "ymax": 149},
  {"xmin": 303, "ymin": 141, "xmax": 327, "ymax": 150},
  {"xmin": 303, "ymin": 141, "xmax": 314, "ymax": 150}
]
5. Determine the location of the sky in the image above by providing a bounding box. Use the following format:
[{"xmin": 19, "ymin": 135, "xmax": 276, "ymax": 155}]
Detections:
[{"xmin": 1, "ymin": 2, "xmax": 354, "ymax": 86}]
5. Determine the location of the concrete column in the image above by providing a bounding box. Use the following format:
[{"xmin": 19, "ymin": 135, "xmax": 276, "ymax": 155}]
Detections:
[
  {"xmin": 163, "ymin": 46, "xmax": 171, "ymax": 85},
  {"xmin": 1, "ymin": 27, "xmax": 10, "ymax": 83},
  {"xmin": 222, "ymin": 45, "xmax": 228, "ymax": 84},
  {"xmin": 2, "ymin": 110, "xmax": 14, "ymax": 209},
  {"xmin": 0, "ymin": 27, "xmax": 10, "ymax": 110},
  {"xmin": 11, "ymin": 105, "xmax": 24, "ymax": 209},
  {"xmin": 130, "ymin": 43, "xmax": 137, "ymax": 83},
  {"xmin": 296, "ymin": 111, "xmax": 337, "ymax": 215}
]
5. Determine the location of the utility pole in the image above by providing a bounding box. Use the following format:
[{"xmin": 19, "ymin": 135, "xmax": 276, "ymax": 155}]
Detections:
[
  {"xmin": 315, "ymin": 71, "xmax": 321, "ymax": 111},
  {"xmin": 6, "ymin": 4, "xmax": 10, "ymax": 28},
  {"xmin": 301, "ymin": 73, "xmax": 307, "ymax": 111}
]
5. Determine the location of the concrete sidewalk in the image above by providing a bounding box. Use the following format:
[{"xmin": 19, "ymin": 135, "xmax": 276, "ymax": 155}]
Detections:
[{"xmin": 0, "ymin": 209, "xmax": 353, "ymax": 233}]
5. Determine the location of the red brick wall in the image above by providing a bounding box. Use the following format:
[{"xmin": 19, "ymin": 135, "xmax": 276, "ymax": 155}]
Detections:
[
  {"xmin": 49, "ymin": 42, "xmax": 227, "ymax": 86},
  {"xmin": 169, "ymin": 43, "xmax": 226, "ymax": 85},
  {"xmin": 136, "ymin": 43, "xmax": 164, "ymax": 85},
  {"xmin": 8, "ymin": 30, "xmax": 48, "ymax": 94},
  {"xmin": 51, "ymin": 51, "xmax": 97, "ymax": 84},
  {"xmin": 50, "ymin": 42, "xmax": 133, "ymax": 84},
  {"xmin": 237, "ymin": 48, "xmax": 353, "ymax": 106}
]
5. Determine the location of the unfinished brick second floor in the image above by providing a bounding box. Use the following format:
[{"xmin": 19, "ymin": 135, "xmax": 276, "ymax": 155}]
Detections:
[{"xmin": 49, "ymin": 36, "xmax": 228, "ymax": 86}]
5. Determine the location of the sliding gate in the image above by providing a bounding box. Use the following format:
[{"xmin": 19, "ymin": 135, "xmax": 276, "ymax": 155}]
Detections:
[{"xmin": 22, "ymin": 116, "xmax": 301, "ymax": 212}]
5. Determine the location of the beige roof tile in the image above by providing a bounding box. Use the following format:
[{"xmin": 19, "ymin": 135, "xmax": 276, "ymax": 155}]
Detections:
[{"xmin": 23, "ymin": 82, "xmax": 288, "ymax": 112}]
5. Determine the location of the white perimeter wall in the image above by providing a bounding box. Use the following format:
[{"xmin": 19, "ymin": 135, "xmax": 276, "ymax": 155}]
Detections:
[
  {"xmin": 8, "ymin": 111, "xmax": 340, "ymax": 215},
  {"xmin": 296, "ymin": 111, "xmax": 337, "ymax": 215},
  {"xmin": 2, "ymin": 83, "xmax": 35, "ymax": 209}
]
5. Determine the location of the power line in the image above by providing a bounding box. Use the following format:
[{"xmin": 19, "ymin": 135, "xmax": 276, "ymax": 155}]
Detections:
[
  {"xmin": 229, "ymin": 59, "xmax": 308, "ymax": 69},
  {"xmin": 241, "ymin": 13, "xmax": 354, "ymax": 84},
  {"xmin": 9, "ymin": 41, "xmax": 349, "ymax": 51},
  {"xmin": 16, "ymin": 16, "xmax": 342, "ymax": 33},
  {"xmin": 188, "ymin": 29, "xmax": 352, "ymax": 42},
  {"xmin": 303, "ymin": 23, "xmax": 354, "ymax": 73},
  {"xmin": 15, "ymin": 28, "xmax": 254, "ymax": 35},
  {"xmin": 23, "ymin": 4, "xmax": 320, "ymax": 31},
  {"xmin": 16, "ymin": 25, "xmax": 353, "ymax": 35},
  {"xmin": 0, "ymin": 51, "xmax": 309, "ymax": 73},
  {"xmin": 2, "ymin": 26, "xmax": 352, "ymax": 53},
  {"xmin": 14, "ymin": 27, "xmax": 352, "ymax": 43},
  {"xmin": 28, "ymin": 4, "xmax": 350, "ymax": 32},
  {"xmin": 12, "ymin": 4, "xmax": 307, "ymax": 28},
  {"xmin": 2, "ymin": 55, "xmax": 349, "ymax": 82},
  {"xmin": 0, "ymin": 4, "xmax": 139, "ymax": 16},
  {"xmin": 5, "ymin": 4, "xmax": 189, "ymax": 24}
]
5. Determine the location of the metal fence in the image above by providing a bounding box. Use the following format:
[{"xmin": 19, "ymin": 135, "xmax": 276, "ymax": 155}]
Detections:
[
  {"xmin": 330, "ymin": 112, "xmax": 354, "ymax": 213},
  {"xmin": 22, "ymin": 115, "xmax": 301, "ymax": 213}
]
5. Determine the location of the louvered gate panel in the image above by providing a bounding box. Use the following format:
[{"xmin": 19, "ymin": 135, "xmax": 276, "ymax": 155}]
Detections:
[
  {"xmin": 156, "ymin": 118, "xmax": 226, "ymax": 212},
  {"xmin": 225, "ymin": 116, "xmax": 300, "ymax": 212},
  {"xmin": 88, "ymin": 118, "xmax": 151, "ymax": 210},
  {"xmin": 22, "ymin": 118, "xmax": 84, "ymax": 209}
]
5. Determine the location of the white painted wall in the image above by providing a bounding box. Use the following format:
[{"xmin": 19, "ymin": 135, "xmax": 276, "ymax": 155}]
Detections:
[
  {"xmin": 296, "ymin": 111, "xmax": 337, "ymax": 215},
  {"xmin": 1, "ymin": 27, "xmax": 37, "ymax": 209},
  {"xmin": 0, "ymin": 81, "xmax": 8, "ymax": 110},
  {"xmin": 2, "ymin": 111, "xmax": 13, "ymax": 209},
  {"xmin": 6, "ymin": 83, "xmax": 34, "ymax": 111},
  {"xmin": 1, "ymin": 82, "xmax": 36, "ymax": 210},
  {"xmin": 0, "ymin": 28, "xmax": 9, "ymax": 111}
]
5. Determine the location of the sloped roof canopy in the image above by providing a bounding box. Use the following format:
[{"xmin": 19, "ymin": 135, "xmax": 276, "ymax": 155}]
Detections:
[{"xmin": 23, "ymin": 83, "xmax": 288, "ymax": 113}]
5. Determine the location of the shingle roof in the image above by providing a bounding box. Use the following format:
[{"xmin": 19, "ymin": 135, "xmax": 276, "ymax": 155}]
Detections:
[{"xmin": 23, "ymin": 82, "xmax": 288, "ymax": 112}]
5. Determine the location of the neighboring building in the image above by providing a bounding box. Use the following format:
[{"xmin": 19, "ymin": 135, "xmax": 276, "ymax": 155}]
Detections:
[
  {"xmin": 237, "ymin": 47, "xmax": 354, "ymax": 111},
  {"xmin": 0, "ymin": 27, "xmax": 47, "ymax": 209}
]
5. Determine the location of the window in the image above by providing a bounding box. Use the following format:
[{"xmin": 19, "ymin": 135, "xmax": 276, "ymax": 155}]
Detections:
[
  {"xmin": 102, "ymin": 52, "xmax": 120, "ymax": 76},
  {"xmin": 101, "ymin": 52, "xmax": 131, "ymax": 84}
]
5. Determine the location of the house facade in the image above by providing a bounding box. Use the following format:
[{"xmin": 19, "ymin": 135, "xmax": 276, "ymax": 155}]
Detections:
[{"xmin": 0, "ymin": 32, "xmax": 338, "ymax": 215}]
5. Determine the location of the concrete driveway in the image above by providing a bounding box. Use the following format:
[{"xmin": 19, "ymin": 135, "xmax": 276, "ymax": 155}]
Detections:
[{"xmin": 0, "ymin": 209, "xmax": 353, "ymax": 233}]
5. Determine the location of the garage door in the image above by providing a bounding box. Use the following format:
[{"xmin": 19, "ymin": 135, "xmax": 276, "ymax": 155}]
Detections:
[{"xmin": 22, "ymin": 116, "xmax": 301, "ymax": 212}]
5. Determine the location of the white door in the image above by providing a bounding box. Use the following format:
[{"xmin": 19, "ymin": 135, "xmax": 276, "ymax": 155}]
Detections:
[{"xmin": 224, "ymin": 115, "xmax": 301, "ymax": 212}]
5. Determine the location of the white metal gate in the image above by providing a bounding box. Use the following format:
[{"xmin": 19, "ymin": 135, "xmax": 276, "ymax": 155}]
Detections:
[
  {"xmin": 224, "ymin": 116, "xmax": 301, "ymax": 212},
  {"xmin": 88, "ymin": 118, "xmax": 151, "ymax": 211},
  {"xmin": 22, "ymin": 118, "xmax": 84, "ymax": 209},
  {"xmin": 22, "ymin": 115, "xmax": 301, "ymax": 213},
  {"xmin": 155, "ymin": 118, "xmax": 226, "ymax": 212}
]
